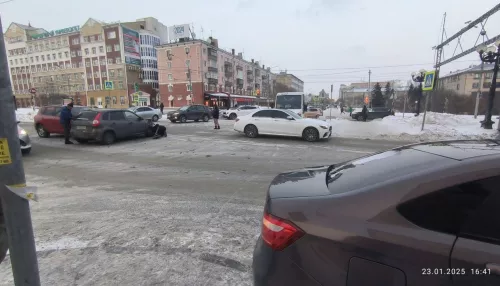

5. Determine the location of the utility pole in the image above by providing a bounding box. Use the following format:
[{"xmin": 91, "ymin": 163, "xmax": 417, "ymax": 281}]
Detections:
[
  {"xmin": 474, "ymin": 62, "xmax": 485, "ymax": 118},
  {"xmin": 368, "ymin": 70, "xmax": 372, "ymax": 108},
  {"xmin": 186, "ymin": 49, "xmax": 193, "ymax": 104},
  {"xmin": 0, "ymin": 17, "xmax": 41, "ymax": 285}
]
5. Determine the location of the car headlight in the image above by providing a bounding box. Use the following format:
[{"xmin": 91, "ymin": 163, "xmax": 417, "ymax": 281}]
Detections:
[
  {"xmin": 19, "ymin": 129, "xmax": 27, "ymax": 135},
  {"xmin": 319, "ymin": 125, "xmax": 328, "ymax": 129}
]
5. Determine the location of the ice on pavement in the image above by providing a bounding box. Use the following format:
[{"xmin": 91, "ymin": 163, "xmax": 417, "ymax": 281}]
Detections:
[{"xmin": 323, "ymin": 107, "xmax": 498, "ymax": 141}]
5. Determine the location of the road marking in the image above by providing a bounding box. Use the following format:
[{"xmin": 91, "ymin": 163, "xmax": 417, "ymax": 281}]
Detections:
[{"xmin": 337, "ymin": 149, "xmax": 373, "ymax": 154}]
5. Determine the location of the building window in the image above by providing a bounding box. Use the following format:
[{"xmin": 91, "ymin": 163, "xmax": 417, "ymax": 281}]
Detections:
[
  {"xmin": 107, "ymin": 31, "xmax": 116, "ymax": 39},
  {"xmin": 94, "ymin": 72, "xmax": 99, "ymax": 78},
  {"xmin": 77, "ymin": 50, "xmax": 82, "ymax": 56},
  {"xmin": 72, "ymin": 63, "xmax": 77, "ymax": 68},
  {"xmin": 114, "ymin": 44, "xmax": 120, "ymax": 52},
  {"xmin": 78, "ymin": 62, "xmax": 83, "ymax": 68},
  {"xmin": 112, "ymin": 96, "xmax": 117, "ymax": 104},
  {"xmin": 40, "ymin": 55, "xmax": 45, "ymax": 61},
  {"xmin": 457, "ymin": 84, "xmax": 460, "ymax": 90},
  {"xmin": 95, "ymin": 84, "xmax": 101, "ymax": 90},
  {"xmin": 185, "ymin": 60, "xmax": 190, "ymax": 67},
  {"xmin": 168, "ymin": 74, "xmax": 173, "ymax": 80},
  {"xmin": 168, "ymin": 85, "xmax": 173, "ymax": 92},
  {"xmin": 185, "ymin": 47, "xmax": 190, "ymax": 54},
  {"xmin": 58, "ymin": 52, "xmax": 62, "ymax": 59},
  {"xmin": 100, "ymin": 59, "xmax": 106, "ymax": 66},
  {"xmin": 186, "ymin": 84, "xmax": 192, "ymax": 91},
  {"xmin": 87, "ymin": 72, "xmax": 92, "ymax": 78},
  {"xmin": 71, "ymin": 38, "xmax": 79, "ymax": 45},
  {"xmin": 472, "ymin": 82, "xmax": 480, "ymax": 89},
  {"xmin": 118, "ymin": 81, "xmax": 123, "ymax": 89},
  {"xmin": 35, "ymin": 56, "xmax": 39, "ymax": 62},
  {"xmin": 120, "ymin": 96, "xmax": 125, "ymax": 104},
  {"xmin": 86, "ymin": 61, "xmax": 90, "ymax": 67},
  {"xmin": 93, "ymin": 60, "xmax": 99, "ymax": 66},
  {"xmin": 115, "ymin": 57, "xmax": 122, "ymax": 64},
  {"xmin": 52, "ymin": 53, "xmax": 56, "ymax": 59},
  {"xmin": 117, "ymin": 69, "xmax": 123, "ymax": 77},
  {"xmin": 92, "ymin": 47, "xmax": 96, "ymax": 54},
  {"xmin": 102, "ymin": 72, "xmax": 107, "ymax": 78},
  {"xmin": 99, "ymin": 46, "xmax": 104, "ymax": 53},
  {"xmin": 97, "ymin": 35, "xmax": 103, "ymax": 41},
  {"xmin": 106, "ymin": 45, "xmax": 112, "ymax": 52},
  {"xmin": 30, "ymin": 57, "xmax": 33, "ymax": 63},
  {"xmin": 65, "ymin": 51, "xmax": 69, "ymax": 58},
  {"xmin": 109, "ymin": 70, "xmax": 115, "ymax": 77},
  {"xmin": 88, "ymin": 84, "xmax": 94, "ymax": 91},
  {"xmin": 71, "ymin": 51, "xmax": 76, "ymax": 57},
  {"xmin": 84, "ymin": 48, "xmax": 89, "ymax": 55}
]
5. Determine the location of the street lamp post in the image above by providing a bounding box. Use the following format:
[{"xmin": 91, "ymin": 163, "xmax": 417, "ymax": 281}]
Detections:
[
  {"xmin": 186, "ymin": 48, "xmax": 193, "ymax": 104},
  {"xmin": 411, "ymin": 69, "xmax": 426, "ymax": 116},
  {"xmin": 476, "ymin": 41, "xmax": 500, "ymax": 129}
]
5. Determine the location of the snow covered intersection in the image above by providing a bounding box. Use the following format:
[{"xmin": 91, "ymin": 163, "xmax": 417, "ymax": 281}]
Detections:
[{"xmin": 0, "ymin": 121, "xmax": 403, "ymax": 286}]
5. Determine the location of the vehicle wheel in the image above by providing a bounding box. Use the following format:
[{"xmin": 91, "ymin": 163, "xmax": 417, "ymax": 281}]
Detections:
[
  {"xmin": 179, "ymin": 115, "xmax": 187, "ymax": 123},
  {"xmin": 75, "ymin": 138, "xmax": 88, "ymax": 144},
  {"xmin": 302, "ymin": 127, "xmax": 319, "ymax": 142},
  {"xmin": 21, "ymin": 148, "xmax": 31, "ymax": 155},
  {"xmin": 202, "ymin": 114, "xmax": 209, "ymax": 122},
  {"xmin": 170, "ymin": 120, "xmax": 177, "ymax": 123},
  {"xmin": 36, "ymin": 124, "xmax": 49, "ymax": 138},
  {"xmin": 0, "ymin": 205, "xmax": 7, "ymax": 265},
  {"xmin": 152, "ymin": 115, "xmax": 159, "ymax": 122},
  {"xmin": 244, "ymin": 124, "xmax": 258, "ymax": 138},
  {"xmin": 229, "ymin": 113, "xmax": 237, "ymax": 120},
  {"xmin": 101, "ymin": 131, "xmax": 116, "ymax": 145}
]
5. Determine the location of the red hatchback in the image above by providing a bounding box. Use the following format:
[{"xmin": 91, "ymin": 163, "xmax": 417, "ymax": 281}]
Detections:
[{"xmin": 34, "ymin": 105, "xmax": 89, "ymax": 138}]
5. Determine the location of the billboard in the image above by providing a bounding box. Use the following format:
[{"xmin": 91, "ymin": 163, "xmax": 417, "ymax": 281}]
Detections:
[
  {"xmin": 121, "ymin": 26, "xmax": 141, "ymax": 66},
  {"xmin": 168, "ymin": 24, "xmax": 191, "ymax": 42}
]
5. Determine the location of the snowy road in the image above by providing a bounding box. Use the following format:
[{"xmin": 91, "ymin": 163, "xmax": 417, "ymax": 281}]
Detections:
[{"xmin": 0, "ymin": 123, "xmax": 406, "ymax": 285}]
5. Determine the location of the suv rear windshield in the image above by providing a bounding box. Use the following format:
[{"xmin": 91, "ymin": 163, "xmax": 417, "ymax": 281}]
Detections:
[{"xmin": 75, "ymin": 111, "xmax": 98, "ymax": 120}]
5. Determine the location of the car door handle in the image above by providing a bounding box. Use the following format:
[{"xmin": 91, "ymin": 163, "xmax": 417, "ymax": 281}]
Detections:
[{"xmin": 486, "ymin": 263, "xmax": 500, "ymax": 275}]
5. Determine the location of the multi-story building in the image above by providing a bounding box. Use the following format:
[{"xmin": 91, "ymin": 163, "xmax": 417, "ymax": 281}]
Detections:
[
  {"xmin": 122, "ymin": 17, "xmax": 169, "ymax": 90},
  {"xmin": 437, "ymin": 63, "xmax": 495, "ymax": 97},
  {"xmin": 156, "ymin": 37, "xmax": 275, "ymax": 108},
  {"xmin": 275, "ymin": 72, "xmax": 304, "ymax": 92},
  {"xmin": 4, "ymin": 17, "xmax": 166, "ymax": 108},
  {"xmin": 339, "ymin": 81, "xmax": 408, "ymax": 107}
]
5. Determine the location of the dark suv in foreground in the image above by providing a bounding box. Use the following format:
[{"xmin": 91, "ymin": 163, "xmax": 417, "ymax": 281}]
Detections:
[
  {"xmin": 71, "ymin": 109, "xmax": 152, "ymax": 145},
  {"xmin": 253, "ymin": 140, "xmax": 500, "ymax": 286},
  {"xmin": 167, "ymin": 105, "xmax": 211, "ymax": 123}
]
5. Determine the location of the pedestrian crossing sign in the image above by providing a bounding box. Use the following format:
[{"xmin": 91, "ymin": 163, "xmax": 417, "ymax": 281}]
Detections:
[
  {"xmin": 423, "ymin": 71, "xmax": 436, "ymax": 91},
  {"xmin": 104, "ymin": 81, "xmax": 114, "ymax": 90}
]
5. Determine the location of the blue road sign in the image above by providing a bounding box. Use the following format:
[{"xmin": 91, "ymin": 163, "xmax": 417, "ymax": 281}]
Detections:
[{"xmin": 104, "ymin": 81, "xmax": 114, "ymax": 90}]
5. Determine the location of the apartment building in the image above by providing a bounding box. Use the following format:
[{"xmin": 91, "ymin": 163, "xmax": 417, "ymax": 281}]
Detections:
[
  {"xmin": 156, "ymin": 37, "xmax": 275, "ymax": 108},
  {"xmin": 4, "ymin": 18, "xmax": 165, "ymax": 108},
  {"xmin": 339, "ymin": 81, "xmax": 408, "ymax": 107},
  {"xmin": 437, "ymin": 63, "xmax": 496, "ymax": 96},
  {"xmin": 275, "ymin": 72, "xmax": 304, "ymax": 92}
]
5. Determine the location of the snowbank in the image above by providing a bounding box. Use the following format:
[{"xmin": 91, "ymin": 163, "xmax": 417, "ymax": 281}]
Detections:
[
  {"xmin": 16, "ymin": 108, "xmax": 38, "ymax": 123},
  {"xmin": 329, "ymin": 111, "xmax": 499, "ymax": 141}
]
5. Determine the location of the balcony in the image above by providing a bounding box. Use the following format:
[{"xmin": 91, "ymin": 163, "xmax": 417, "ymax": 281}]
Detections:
[
  {"xmin": 255, "ymin": 83, "xmax": 261, "ymax": 89},
  {"xmin": 255, "ymin": 69, "xmax": 261, "ymax": 77},
  {"xmin": 237, "ymin": 78, "xmax": 243, "ymax": 87},
  {"xmin": 225, "ymin": 80, "xmax": 233, "ymax": 87},
  {"xmin": 208, "ymin": 66, "xmax": 218, "ymax": 72},
  {"xmin": 236, "ymin": 64, "xmax": 243, "ymax": 71},
  {"xmin": 206, "ymin": 72, "xmax": 217, "ymax": 79},
  {"xmin": 208, "ymin": 47, "xmax": 218, "ymax": 59},
  {"xmin": 247, "ymin": 74, "xmax": 254, "ymax": 82},
  {"xmin": 225, "ymin": 70, "xmax": 233, "ymax": 77},
  {"xmin": 208, "ymin": 78, "xmax": 218, "ymax": 85}
]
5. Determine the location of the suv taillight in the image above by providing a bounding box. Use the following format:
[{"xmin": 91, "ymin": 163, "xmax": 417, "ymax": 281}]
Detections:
[
  {"xmin": 261, "ymin": 212, "xmax": 304, "ymax": 251},
  {"xmin": 92, "ymin": 113, "xmax": 102, "ymax": 127}
]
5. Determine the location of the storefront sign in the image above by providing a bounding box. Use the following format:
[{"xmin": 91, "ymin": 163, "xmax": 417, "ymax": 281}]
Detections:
[{"xmin": 31, "ymin": 26, "xmax": 80, "ymax": 40}]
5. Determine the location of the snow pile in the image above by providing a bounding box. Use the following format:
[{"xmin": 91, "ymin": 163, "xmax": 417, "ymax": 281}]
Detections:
[
  {"xmin": 16, "ymin": 108, "xmax": 38, "ymax": 123},
  {"xmin": 329, "ymin": 111, "xmax": 498, "ymax": 141}
]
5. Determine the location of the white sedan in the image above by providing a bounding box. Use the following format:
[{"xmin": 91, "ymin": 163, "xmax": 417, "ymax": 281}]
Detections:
[
  {"xmin": 129, "ymin": 106, "xmax": 163, "ymax": 122},
  {"xmin": 233, "ymin": 109, "xmax": 332, "ymax": 142}
]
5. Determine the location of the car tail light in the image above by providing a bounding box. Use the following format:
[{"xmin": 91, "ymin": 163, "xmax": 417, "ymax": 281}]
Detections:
[
  {"xmin": 92, "ymin": 113, "xmax": 102, "ymax": 127},
  {"xmin": 261, "ymin": 212, "xmax": 304, "ymax": 251}
]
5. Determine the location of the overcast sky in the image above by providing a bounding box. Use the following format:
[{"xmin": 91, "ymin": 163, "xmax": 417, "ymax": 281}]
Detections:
[{"xmin": 2, "ymin": 0, "xmax": 500, "ymax": 97}]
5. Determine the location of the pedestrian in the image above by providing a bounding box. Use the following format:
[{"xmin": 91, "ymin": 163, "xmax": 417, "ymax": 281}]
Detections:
[
  {"xmin": 361, "ymin": 105, "xmax": 368, "ymax": 122},
  {"xmin": 60, "ymin": 102, "xmax": 74, "ymax": 144},
  {"xmin": 160, "ymin": 102, "xmax": 164, "ymax": 114},
  {"xmin": 348, "ymin": 106, "xmax": 353, "ymax": 116},
  {"xmin": 212, "ymin": 104, "xmax": 220, "ymax": 130},
  {"xmin": 340, "ymin": 106, "xmax": 344, "ymax": 114}
]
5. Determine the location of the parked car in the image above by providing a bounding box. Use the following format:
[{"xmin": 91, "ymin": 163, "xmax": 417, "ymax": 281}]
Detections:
[
  {"xmin": 34, "ymin": 105, "xmax": 90, "ymax": 138},
  {"xmin": 351, "ymin": 106, "xmax": 394, "ymax": 120},
  {"xmin": 303, "ymin": 107, "xmax": 323, "ymax": 119},
  {"xmin": 233, "ymin": 109, "xmax": 331, "ymax": 142},
  {"xmin": 71, "ymin": 109, "xmax": 153, "ymax": 145},
  {"xmin": 166, "ymin": 105, "xmax": 212, "ymax": 123},
  {"xmin": 18, "ymin": 122, "xmax": 31, "ymax": 155},
  {"xmin": 128, "ymin": 106, "xmax": 162, "ymax": 122},
  {"xmin": 253, "ymin": 140, "xmax": 500, "ymax": 286},
  {"xmin": 223, "ymin": 105, "xmax": 267, "ymax": 120}
]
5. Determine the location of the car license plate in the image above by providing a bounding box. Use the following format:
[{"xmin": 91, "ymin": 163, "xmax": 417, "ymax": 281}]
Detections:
[{"xmin": 77, "ymin": 126, "xmax": 86, "ymax": 130}]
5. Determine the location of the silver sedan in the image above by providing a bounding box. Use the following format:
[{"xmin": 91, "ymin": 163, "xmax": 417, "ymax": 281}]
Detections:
[
  {"xmin": 18, "ymin": 123, "xmax": 31, "ymax": 155},
  {"xmin": 128, "ymin": 106, "xmax": 163, "ymax": 122}
]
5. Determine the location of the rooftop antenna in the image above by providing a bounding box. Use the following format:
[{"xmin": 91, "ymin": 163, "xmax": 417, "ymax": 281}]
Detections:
[{"xmin": 200, "ymin": 26, "xmax": 204, "ymax": 39}]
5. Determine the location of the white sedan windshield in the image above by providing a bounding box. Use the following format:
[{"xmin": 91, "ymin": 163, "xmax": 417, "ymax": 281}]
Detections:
[{"xmin": 283, "ymin": 110, "xmax": 302, "ymax": 119}]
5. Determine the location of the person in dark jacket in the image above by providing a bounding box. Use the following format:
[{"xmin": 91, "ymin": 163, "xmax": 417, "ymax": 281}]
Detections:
[
  {"xmin": 212, "ymin": 104, "xmax": 220, "ymax": 129},
  {"xmin": 159, "ymin": 102, "xmax": 164, "ymax": 114},
  {"xmin": 361, "ymin": 105, "xmax": 368, "ymax": 122},
  {"xmin": 60, "ymin": 102, "xmax": 74, "ymax": 144}
]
